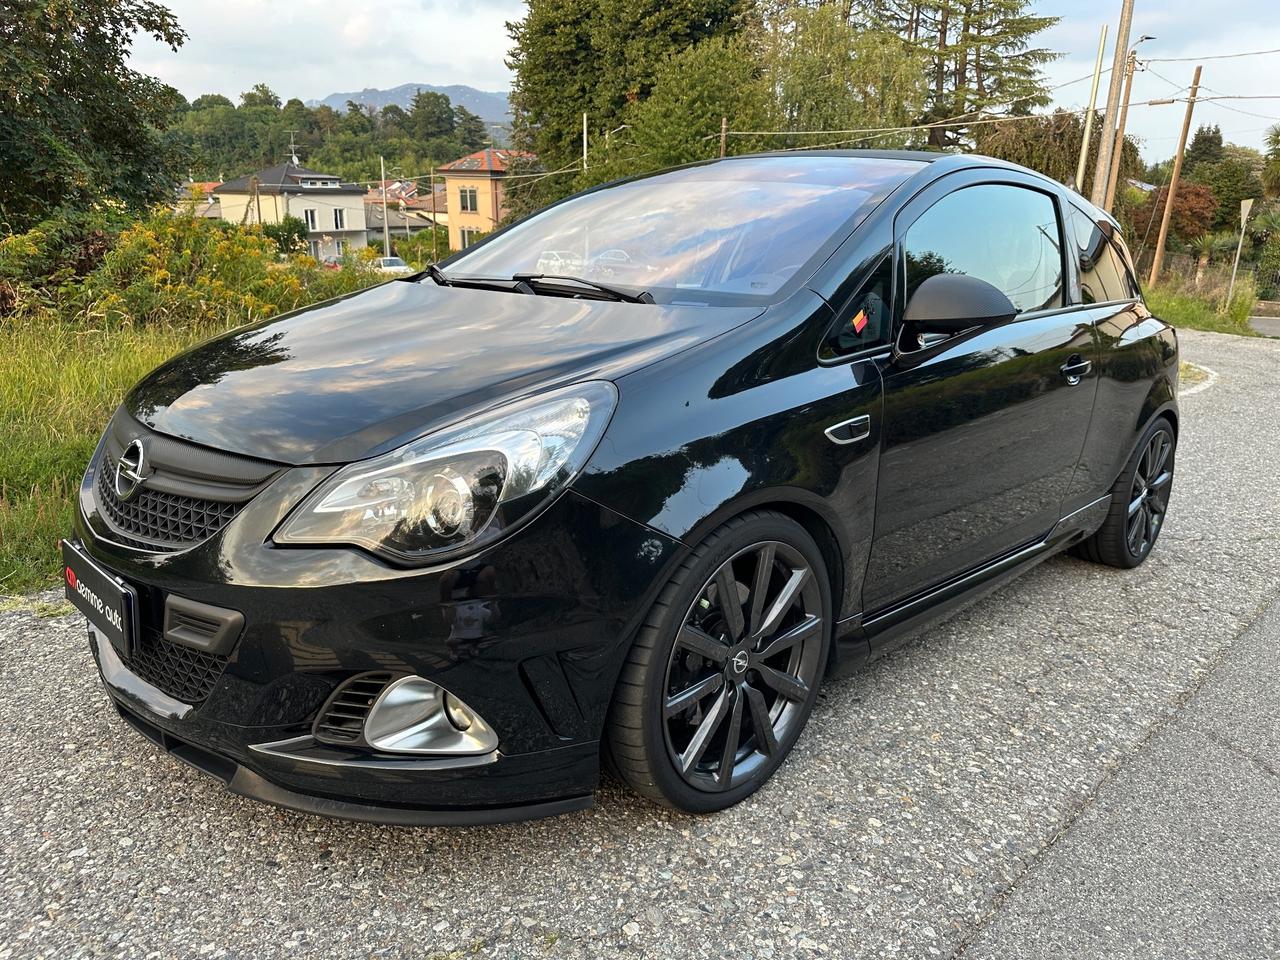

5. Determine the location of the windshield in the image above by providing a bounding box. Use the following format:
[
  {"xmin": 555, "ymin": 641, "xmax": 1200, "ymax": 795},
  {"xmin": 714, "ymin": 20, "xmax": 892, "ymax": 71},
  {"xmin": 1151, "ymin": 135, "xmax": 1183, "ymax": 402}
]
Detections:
[
  {"xmin": 446, "ymin": 156, "xmax": 923, "ymax": 304},
  {"xmin": 382, "ymin": 257, "xmax": 407, "ymax": 267}
]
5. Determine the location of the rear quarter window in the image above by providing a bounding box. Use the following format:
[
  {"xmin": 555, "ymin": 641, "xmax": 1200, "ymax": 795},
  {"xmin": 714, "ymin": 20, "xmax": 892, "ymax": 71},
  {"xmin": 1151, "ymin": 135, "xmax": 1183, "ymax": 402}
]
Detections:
[{"xmin": 1068, "ymin": 207, "xmax": 1140, "ymax": 304}]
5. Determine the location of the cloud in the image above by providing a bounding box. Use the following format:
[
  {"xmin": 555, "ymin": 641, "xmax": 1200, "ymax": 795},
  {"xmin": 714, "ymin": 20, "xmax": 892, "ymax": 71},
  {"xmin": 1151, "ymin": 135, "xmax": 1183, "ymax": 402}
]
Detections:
[
  {"xmin": 1037, "ymin": 0, "xmax": 1280, "ymax": 159},
  {"xmin": 129, "ymin": 0, "xmax": 523, "ymax": 102}
]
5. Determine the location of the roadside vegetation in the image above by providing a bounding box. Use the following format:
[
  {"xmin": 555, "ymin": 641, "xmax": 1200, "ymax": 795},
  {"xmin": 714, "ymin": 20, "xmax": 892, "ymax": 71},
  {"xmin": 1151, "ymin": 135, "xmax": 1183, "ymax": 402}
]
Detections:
[{"xmin": 0, "ymin": 211, "xmax": 383, "ymax": 595}]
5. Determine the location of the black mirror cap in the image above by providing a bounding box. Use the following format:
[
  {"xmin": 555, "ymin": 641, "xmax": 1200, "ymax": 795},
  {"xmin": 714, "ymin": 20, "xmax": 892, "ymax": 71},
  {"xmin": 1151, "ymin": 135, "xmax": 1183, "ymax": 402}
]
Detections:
[{"xmin": 902, "ymin": 273, "xmax": 1018, "ymax": 336}]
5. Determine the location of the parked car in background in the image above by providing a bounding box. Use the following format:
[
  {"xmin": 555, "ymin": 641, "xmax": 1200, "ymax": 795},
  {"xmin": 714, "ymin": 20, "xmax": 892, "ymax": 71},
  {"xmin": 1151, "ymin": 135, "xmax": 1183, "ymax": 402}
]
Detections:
[
  {"xmin": 374, "ymin": 256, "xmax": 412, "ymax": 274},
  {"xmin": 63, "ymin": 151, "xmax": 1177, "ymax": 825}
]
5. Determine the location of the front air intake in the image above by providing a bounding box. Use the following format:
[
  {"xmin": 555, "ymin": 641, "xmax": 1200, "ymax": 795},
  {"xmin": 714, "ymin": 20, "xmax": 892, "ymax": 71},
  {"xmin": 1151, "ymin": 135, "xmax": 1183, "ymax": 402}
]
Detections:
[{"xmin": 313, "ymin": 672, "xmax": 396, "ymax": 745}]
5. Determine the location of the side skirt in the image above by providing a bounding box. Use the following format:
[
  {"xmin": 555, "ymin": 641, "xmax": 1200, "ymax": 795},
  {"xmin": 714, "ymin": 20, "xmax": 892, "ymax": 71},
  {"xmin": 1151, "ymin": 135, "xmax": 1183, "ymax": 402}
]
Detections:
[{"xmin": 828, "ymin": 493, "xmax": 1111, "ymax": 674}]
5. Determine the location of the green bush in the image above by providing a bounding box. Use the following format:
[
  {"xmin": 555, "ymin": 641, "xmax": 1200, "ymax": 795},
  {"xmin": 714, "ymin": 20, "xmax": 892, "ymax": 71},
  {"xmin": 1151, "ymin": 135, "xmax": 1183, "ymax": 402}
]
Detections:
[{"xmin": 0, "ymin": 209, "xmax": 385, "ymax": 594}]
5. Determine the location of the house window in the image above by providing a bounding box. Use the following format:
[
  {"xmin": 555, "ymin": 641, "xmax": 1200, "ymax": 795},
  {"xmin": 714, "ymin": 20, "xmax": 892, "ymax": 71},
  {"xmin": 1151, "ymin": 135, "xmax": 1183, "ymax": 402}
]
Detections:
[
  {"xmin": 333, "ymin": 208, "xmax": 345, "ymax": 230},
  {"xmin": 459, "ymin": 187, "xmax": 479, "ymax": 213},
  {"xmin": 304, "ymin": 209, "xmax": 317, "ymax": 231},
  {"xmin": 335, "ymin": 239, "xmax": 346, "ymax": 256},
  {"xmin": 308, "ymin": 240, "xmax": 320, "ymax": 259},
  {"xmin": 460, "ymin": 228, "xmax": 483, "ymax": 249}
]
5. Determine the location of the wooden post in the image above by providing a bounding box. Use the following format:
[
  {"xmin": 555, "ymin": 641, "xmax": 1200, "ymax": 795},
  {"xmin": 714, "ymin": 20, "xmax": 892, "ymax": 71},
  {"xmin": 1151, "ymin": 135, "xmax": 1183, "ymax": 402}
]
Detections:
[
  {"xmin": 1103, "ymin": 51, "xmax": 1137, "ymax": 213},
  {"xmin": 720, "ymin": 116, "xmax": 728, "ymax": 159},
  {"xmin": 1091, "ymin": 0, "xmax": 1135, "ymax": 206},
  {"xmin": 1148, "ymin": 65, "xmax": 1202, "ymax": 288},
  {"xmin": 1076, "ymin": 25, "xmax": 1108, "ymax": 193}
]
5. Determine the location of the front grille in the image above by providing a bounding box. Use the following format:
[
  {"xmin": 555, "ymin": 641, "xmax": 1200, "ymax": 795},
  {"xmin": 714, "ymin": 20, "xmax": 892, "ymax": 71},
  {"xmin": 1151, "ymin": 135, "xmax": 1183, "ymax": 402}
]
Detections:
[
  {"xmin": 128, "ymin": 629, "xmax": 229, "ymax": 705},
  {"xmin": 97, "ymin": 462, "xmax": 243, "ymax": 548},
  {"xmin": 314, "ymin": 672, "xmax": 396, "ymax": 745},
  {"xmin": 89, "ymin": 409, "xmax": 282, "ymax": 552}
]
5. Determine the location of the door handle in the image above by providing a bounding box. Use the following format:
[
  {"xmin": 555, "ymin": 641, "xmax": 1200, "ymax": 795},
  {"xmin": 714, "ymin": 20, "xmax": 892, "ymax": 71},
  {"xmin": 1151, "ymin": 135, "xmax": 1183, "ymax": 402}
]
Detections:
[
  {"xmin": 1060, "ymin": 356, "xmax": 1092, "ymax": 385},
  {"xmin": 825, "ymin": 414, "xmax": 871, "ymax": 446}
]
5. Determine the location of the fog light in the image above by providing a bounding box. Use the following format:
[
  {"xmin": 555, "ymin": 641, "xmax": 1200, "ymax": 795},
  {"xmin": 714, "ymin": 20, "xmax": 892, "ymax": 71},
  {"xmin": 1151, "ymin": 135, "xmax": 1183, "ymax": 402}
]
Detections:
[{"xmin": 363, "ymin": 676, "xmax": 498, "ymax": 755}]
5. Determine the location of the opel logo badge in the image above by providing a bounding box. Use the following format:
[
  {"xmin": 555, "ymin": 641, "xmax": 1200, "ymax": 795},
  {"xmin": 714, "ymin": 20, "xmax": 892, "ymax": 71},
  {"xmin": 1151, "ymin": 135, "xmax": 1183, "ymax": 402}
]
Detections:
[
  {"xmin": 731, "ymin": 651, "xmax": 749, "ymax": 675},
  {"xmin": 114, "ymin": 439, "xmax": 150, "ymax": 502}
]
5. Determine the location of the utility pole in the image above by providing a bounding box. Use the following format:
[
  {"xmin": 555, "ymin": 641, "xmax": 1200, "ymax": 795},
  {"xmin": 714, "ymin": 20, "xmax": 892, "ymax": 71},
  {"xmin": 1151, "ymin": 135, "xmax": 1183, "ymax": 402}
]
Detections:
[
  {"xmin": 1104, "ymin": 41, "xmax": 1152, "ymax": 212},
  {"xmin": 720, "ymin": 116, "xmax": 728, "ymax": 159},
  {"xmin": 582, "ymin": 113, "xmax": 588, "ymax": 171},
  {"xmin": 430, "ymin": 165, "xmax": 438, "ymax": 263},
  {"xmin": 251, "ymin": 175, "xmax": 262, "ymax": 225},
  {"xmin": 1076, "ymin": 24, "xmax": 1109, "ymax": 193},
  {"xmin": 1091, "ymin": 0, "xmax": 1135, "ymax": 206},
  {"xmin": 1148, "ymin": 65, "xmax": 1202, "ymax": 288},
  {"xmin": 380, "ymin": 155, "xmax": 391, "ymax": 259}
]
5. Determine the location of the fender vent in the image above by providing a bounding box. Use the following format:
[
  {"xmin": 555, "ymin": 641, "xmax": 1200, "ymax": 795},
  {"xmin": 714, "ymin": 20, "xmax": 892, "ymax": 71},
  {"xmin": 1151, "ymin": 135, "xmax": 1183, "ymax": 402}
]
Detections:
[{"xmin": 313, "ymin": 672, "xmax": 396, "ymax": 745}]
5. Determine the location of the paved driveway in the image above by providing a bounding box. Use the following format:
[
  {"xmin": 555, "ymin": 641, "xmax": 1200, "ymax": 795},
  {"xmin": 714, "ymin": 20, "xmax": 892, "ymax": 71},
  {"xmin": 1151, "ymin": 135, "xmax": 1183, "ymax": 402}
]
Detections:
[{"xmin": 2, "ymin": 329, "xmax": 1278, "ymax": 960}]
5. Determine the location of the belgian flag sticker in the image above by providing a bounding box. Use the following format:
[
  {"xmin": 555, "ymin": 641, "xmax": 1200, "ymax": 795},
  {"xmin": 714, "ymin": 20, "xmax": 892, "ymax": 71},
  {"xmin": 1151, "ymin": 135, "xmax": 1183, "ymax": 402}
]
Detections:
[{"xmin": 852, "ymin": 308, "xmax": 869, "ymax": 335}]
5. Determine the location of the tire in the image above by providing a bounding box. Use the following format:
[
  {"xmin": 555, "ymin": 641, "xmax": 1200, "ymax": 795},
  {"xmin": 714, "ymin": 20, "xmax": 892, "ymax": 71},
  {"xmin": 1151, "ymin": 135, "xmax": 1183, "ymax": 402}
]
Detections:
[
  {"xmin": 606, "ymin": 511, "xmax": 831, "ymax": 813},
  {"xmin": 1077, "ymin": 417, "xmax": 1176, "ymax": 569}
]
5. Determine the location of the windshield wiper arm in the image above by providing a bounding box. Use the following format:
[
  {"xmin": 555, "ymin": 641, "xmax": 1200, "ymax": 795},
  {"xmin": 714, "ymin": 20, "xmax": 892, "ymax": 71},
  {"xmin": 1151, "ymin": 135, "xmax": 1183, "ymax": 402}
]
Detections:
[
  {"xmin": 511, "ymin": 273, "xmax": 655, "ymax": 304},
  {"xmin": 422, "ymin": 266, "xmax": 530, "ymax": 295}
]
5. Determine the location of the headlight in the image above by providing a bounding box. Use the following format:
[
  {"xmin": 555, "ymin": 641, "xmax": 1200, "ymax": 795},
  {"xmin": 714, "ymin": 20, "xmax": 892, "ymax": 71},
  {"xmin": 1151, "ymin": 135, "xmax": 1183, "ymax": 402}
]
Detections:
[{"xmin": 275, "ymin": 381, "xmax": 617, "ymax": 564}]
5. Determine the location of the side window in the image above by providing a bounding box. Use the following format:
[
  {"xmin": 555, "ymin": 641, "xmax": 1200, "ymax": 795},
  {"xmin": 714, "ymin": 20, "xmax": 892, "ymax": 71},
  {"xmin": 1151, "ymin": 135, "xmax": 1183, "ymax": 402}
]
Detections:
[
  {"xmin": 903, "ymin": 184, "xmax": 1064, "ymax": 314},
  {"xmin": 1068, "ymin": 208, "xmax": 1137, "ymax": 304},
  {"xmin": 821, "ymin": 256, "xmax": 893, "ymax": 358}
]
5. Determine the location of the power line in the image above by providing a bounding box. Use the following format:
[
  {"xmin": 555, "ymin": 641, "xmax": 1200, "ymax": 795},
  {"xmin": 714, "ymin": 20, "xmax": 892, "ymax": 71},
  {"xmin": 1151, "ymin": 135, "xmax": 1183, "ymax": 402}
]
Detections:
[{"xmin": 1146, "ymin": 47, "xmax": 1280, "ymax": 63}]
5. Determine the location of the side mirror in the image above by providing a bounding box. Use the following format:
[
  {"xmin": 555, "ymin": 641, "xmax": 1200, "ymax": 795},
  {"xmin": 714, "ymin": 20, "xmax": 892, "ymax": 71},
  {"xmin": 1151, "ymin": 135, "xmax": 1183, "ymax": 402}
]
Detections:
[{"xmin": 902, "ymin": 273, "xmax": 1017, "ymax": 337}]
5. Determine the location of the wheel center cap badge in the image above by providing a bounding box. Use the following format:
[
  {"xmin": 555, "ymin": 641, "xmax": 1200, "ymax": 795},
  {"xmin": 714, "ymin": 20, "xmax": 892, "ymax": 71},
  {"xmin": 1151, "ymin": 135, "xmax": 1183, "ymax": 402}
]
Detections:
[
  {"xmin": 731, "ymin": 651, "xmax": 749, "ymax": 675},
  {"xmin": 114, "ymin": 438, "xmax": 150, "ymax": 503}
]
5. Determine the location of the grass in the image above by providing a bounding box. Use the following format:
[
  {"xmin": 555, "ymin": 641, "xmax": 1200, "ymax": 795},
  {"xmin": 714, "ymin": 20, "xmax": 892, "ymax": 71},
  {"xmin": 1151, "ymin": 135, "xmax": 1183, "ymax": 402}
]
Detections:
[
  {"xmin": 1145, "ymin": 282, "xmax": 1259, "ymax": 337},
  {"xmin": 1179, "ymin": 360, "xmax": 1209, "ymax": 387},
  {"xmin": 0, "ymin": 314, "xmax": 242, "ymax": 595}
]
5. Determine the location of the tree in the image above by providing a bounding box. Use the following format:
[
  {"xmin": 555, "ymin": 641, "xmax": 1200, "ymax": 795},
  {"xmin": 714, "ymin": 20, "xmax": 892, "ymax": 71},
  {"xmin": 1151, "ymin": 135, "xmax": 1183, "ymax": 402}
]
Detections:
[
  {"xmin": 761, "ymin": 5, "xmax": 928, "ymax": 146},
  {"xmin": 1131, "ymin": 182, "xmax": 1220, "ymax": 249},
  {"xmin": 1183, "ymin": 124, "xmax": 1224, "ymax": 173},
  {"xmin": 506, "ymin": 0, "xmax": 744, "ymax": 213},
  {"xmin": 454, "ymin": 106, "xmax": 488, "ymax": 152},
  {"xmin": 410, "ymin": 90, "xmax": 456, "ymax": 141},
  {"xmin": 975, "ymin": 109, "xmax": 1142, "ymax": 202},
  {"xmin": 1263, "ymin": 124, "xmax": 1280, "ymax": 199},
  {"xmin": 1187, "ymin": 230, "xmax": 1235, "ymax": 287},
  {"xmin": 0, "ymin": 0, "xmax": 187, "ymax": 233},
  {"xmin": 850, "ymin": 0, "xmax": 1059, "ymax": 147},
  {"xmin": 240, "ymin": 84, "xmax": 281, "ymax": 110},
  {"xmin": 593, "ymin": 34, "xmax": 774, "ymax": 180},
  {"xmin": 191, "ymin": 93, "xmax": 234, "ymax": 111},
  {"xmin": 1187, "ymin": 154, "xmax": 1263, "ymax": 232}
]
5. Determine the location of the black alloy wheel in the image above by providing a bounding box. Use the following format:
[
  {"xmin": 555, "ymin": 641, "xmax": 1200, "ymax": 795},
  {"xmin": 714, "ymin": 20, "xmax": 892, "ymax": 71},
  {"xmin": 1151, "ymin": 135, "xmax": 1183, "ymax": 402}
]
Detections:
[
  {"xmin": 1126, "ymin": 428, "xmax": 1173, "ymax": 558},
  {"xmin": 607, "ymin": 512, "xmax": 831, "ymax": 812},
  {"xmin": 1078, "ymin": 417, "xmax": 1176, "ymax": 569}
]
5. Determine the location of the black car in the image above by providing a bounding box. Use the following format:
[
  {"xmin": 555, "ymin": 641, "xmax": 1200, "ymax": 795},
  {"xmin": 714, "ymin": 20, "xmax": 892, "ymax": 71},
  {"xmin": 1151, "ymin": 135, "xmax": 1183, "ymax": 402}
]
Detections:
[{"xmin": 64, "ymin": 151, "xmax": 1178, "ymax": 825}]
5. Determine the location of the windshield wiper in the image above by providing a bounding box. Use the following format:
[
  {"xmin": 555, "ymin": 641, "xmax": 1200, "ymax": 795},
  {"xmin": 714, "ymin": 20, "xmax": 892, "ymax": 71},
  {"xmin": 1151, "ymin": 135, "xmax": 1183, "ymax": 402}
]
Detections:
[
  {"xmin": 422, "ymin": 265, "xmax": 528, "ymax": 295},
  {"xmin": 511, "ymin": 273, "xmax": 655, "ymax": 304}
]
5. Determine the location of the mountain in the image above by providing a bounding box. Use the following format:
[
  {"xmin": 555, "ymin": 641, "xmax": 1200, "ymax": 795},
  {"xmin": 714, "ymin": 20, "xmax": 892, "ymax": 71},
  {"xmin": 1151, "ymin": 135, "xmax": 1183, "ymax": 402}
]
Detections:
[{"xmin": 307, "ymin": 84, "xmax": 511, "ymax": 127}]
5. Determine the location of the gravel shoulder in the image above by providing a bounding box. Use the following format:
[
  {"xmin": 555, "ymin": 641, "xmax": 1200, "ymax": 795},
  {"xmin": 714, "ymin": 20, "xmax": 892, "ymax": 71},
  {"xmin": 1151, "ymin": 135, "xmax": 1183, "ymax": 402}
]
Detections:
[{"xmin": 2, "ymin": 328, "xmax": 1278, "ymax": 960}]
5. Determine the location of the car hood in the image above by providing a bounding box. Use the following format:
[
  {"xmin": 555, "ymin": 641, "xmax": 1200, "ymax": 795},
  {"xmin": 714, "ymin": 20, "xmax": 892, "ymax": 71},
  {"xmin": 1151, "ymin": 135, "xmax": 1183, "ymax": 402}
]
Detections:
[{"xmin": 125, "ymin": 280, "xmax": 762, "ymax": 464}]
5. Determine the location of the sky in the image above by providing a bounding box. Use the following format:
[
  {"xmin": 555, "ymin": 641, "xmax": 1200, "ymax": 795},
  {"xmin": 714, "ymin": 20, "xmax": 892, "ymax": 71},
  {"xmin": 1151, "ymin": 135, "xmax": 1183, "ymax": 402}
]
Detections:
[{"xmin": 129, "ymin": 0, "xmax": 1280, "ymax": 161}]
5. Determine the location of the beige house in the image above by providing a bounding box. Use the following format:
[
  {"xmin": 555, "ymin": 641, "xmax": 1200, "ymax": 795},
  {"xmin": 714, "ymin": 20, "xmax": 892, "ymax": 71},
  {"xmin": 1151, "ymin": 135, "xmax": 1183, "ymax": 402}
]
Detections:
[
  {"xmin": 437, "ymin": 148, "xmax": 535, "ymax": 252},
  {"xmin": 214, "ymin": 162, "xmax": 368, "ymax": 260}
]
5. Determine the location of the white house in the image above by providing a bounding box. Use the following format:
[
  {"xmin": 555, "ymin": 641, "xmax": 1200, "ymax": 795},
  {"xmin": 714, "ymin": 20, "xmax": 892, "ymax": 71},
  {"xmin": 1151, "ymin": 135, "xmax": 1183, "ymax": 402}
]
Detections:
[{"xmin": 213, "ymin": 162, "xmax": 369, "ymax": 260}]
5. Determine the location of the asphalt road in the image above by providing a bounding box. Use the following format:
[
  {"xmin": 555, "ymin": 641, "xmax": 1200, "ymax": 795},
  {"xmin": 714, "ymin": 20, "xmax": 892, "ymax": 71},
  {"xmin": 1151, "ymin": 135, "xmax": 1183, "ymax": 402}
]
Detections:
[
  {"xmin": 1250, "ymin": 314, "xmax": 1280, "ymax": 338},
  {"xmin": 2, "ymin": 328, "xmax": 1278, "ymax": 960}
]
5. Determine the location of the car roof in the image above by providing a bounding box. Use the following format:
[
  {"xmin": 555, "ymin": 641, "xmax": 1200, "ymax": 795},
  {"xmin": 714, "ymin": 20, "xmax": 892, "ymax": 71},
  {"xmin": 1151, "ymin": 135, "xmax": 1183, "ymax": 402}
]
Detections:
[{"xmin": 732, "ymin": 148, "xmax": 1119, "ymax": 229}]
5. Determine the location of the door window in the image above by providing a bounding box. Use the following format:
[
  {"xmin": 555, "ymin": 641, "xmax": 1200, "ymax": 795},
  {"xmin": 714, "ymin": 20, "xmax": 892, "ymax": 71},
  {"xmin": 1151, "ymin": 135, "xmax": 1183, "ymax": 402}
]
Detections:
[
  {"xmin": 821, "ymin": 255, "xmax": 893, "ymax": 358},
  {"xmin": 904, "ymin": 184, "xmax": 1065, "ymax": 314},
  {"xmin": 1067, "ymin": 207, "xmax": 1139, "ymax": 303}
]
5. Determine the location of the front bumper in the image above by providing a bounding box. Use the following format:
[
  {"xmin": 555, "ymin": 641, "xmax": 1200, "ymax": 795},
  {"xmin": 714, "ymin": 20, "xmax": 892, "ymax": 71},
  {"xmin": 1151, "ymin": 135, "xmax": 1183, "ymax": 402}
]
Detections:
[{"xmin": 76, "ymin": 468, "xmax": 683, "ymax": 824}]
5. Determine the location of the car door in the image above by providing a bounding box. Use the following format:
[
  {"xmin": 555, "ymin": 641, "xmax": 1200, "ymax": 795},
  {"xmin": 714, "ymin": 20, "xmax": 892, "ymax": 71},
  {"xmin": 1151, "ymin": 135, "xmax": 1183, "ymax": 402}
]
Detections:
[{"xmin": 861, "ymin": 174, "xmax": 1100, "ymax": 613}]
